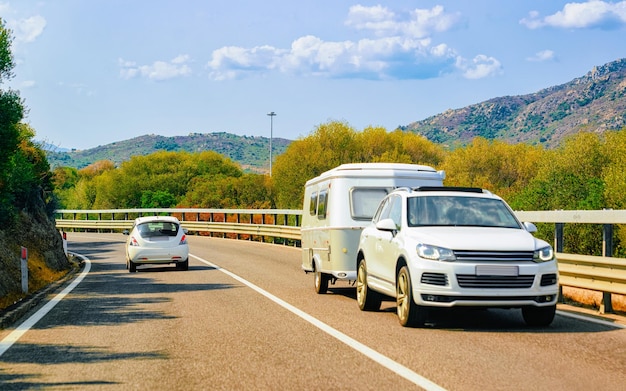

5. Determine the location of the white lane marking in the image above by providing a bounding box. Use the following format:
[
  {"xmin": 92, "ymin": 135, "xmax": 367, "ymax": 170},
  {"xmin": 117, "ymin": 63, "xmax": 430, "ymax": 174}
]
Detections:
[
  {"xmin": 557, "ymin": 310, "xmax": 626, "ymax": 329},
  {"xmin": 190, "ymin": 253, "xmax": 447, "ymax": 391},
  {"xmin": 0, "ymin": 253, "xmax": 91, "ymax": 357}
]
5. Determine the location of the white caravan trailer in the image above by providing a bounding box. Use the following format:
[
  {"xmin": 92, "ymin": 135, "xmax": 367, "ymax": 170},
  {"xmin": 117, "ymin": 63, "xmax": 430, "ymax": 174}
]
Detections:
[{"xmin": 301, "ymin": 163, "xmax": 445, "ymax": 293}]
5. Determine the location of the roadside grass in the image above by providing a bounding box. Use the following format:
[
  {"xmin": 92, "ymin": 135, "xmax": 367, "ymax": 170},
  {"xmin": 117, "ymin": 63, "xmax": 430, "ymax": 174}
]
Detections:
[{"xmin": 0, "ymin": 253, "xmax": 70, "ymax": 312}]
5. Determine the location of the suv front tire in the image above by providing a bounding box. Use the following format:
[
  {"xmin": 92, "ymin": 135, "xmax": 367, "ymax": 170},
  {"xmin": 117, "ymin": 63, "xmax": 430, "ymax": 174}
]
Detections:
[{"xmin": 397, "ymin": 266, "xmax": 427, "ymax": 327}]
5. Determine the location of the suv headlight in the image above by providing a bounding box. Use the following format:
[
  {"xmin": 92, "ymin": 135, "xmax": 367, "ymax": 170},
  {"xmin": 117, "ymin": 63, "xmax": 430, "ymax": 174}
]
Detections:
[
  {"xmin": 533, "ymin": 246, "xmax": 554, "ymax": 262},
  {"xmin": 417, "ymin": 243, "xmax": 456, "ymax": 262}
]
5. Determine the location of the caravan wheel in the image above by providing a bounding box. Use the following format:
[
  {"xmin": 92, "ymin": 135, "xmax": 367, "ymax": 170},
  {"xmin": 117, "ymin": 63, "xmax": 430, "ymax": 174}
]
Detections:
[{"xmin": 314, "ymin": 267, "xmax": 329, "ymax": 294}]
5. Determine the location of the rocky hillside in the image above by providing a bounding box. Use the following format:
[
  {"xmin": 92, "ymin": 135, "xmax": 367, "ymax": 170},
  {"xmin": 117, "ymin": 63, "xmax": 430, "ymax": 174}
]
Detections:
[
  {"xmin": 46, "ymin": 132, "xmax": 291, "ymax": 173},
  {"xmin": 403, "ymin": 58, "xmax": 626, "ymax": 147},
  {"xmin": 0, "ymin": 194, "xmax": 72, "ymax": 312}
]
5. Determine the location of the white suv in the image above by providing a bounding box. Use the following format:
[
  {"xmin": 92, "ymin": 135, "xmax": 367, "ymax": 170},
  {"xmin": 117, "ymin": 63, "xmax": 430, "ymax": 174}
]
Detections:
[{"xmin": 356, "ymin": 187, "xmax": 559, "ymax": 327}]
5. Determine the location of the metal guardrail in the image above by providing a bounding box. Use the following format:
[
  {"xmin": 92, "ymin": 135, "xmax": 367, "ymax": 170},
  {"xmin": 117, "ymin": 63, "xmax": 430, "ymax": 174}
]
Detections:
[
  {"xmin": 516, "ymin": 209, "xmax": 625, "ymax": 313},
  {"xmin": 55, "ymin": 208, "xmax": 626, "ymax": 313},
  {"xmin": 557, "ymin": 253, "xmax": 626, "ymax": 296},
  {"xmin": 55, "ymin": 208, "xmax": 302, "ymax": 244}
]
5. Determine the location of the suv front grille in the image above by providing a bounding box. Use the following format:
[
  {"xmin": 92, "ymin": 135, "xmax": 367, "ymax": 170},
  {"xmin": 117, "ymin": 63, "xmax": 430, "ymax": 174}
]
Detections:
[
  {"xmin": 453, "ymin": 250, "xmax": 534, "ymax": 262},
  {"xmin": 456, "ymin": 274, "xmax": 535, "ymax": 289}
]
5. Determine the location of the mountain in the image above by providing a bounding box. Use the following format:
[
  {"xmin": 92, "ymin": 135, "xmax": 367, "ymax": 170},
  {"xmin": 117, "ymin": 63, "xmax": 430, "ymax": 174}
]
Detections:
[
  {"xmin": 402, "ymin": 58, "xmax": 626, "ymax": 147},
  {"xmin": 46, "ymin": 132, "xmax": 291, "ymax": 173}
]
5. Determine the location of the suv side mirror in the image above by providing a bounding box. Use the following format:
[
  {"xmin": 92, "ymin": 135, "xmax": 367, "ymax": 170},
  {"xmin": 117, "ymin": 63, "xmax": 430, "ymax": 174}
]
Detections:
[
  {"xmin": 376, "ymin": 218, "xmax": 397, "ymax": 232},
  {"xmin": 523, "ymin": 222, "xmax": 537, "ymax": 233}
]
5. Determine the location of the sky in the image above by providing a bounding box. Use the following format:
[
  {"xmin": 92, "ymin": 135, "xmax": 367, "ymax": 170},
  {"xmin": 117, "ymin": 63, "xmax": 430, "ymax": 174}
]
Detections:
[{"xmin": 1, "ymin": 0, "xmax": 625, "ymax": 150}]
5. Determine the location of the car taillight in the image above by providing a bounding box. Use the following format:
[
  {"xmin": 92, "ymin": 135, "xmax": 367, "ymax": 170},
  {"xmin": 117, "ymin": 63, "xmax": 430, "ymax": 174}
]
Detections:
[
  {"xmin": 129, "ymin": 236, "xmax": 139, "ymax": 246},
  {"xmin": 180, "ymin": 234, "xmax": 187, "ymax": 245}
]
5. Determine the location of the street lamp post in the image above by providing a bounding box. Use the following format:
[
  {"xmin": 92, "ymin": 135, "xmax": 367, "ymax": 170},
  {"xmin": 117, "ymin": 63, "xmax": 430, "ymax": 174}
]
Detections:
[{"xmin": 267, "ymin": 111, "xmax": 276, "ymax": 176}]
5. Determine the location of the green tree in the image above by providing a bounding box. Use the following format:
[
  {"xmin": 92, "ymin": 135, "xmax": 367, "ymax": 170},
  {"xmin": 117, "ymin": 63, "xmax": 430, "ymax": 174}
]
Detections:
[
  {"xmin": 91, "ymin": 151, "xmax": 243, "ymax": 208},
  {"xmin": 602, "ymin": 129, "xmax": 626, "ymax": 209},
  {"xmin": 442, "ymin": 137, "xmax": 543, "ymax": 201},
  {"xmin": 512, "ymin": 132, "xmax": 608, "ymax": 255},
  {"xmin": 513, "ymin": 132, "xmax": 606, "ymax": 211},
  {"xmin": 0, "ymin": 19, "xmax": 24, "ymax": 223},
  {"xmin": 59, "ymin": 160, "xmax": 115, "ymax": 209},
  {"xmin": 356, "ymin": 128, "xmax": 445, "ymax": 165},
  {"xmin": 272, "ymin": 121, "xmax": 446, "ymax": 208},
  {"xmin": 7, "ymin": 124, "xmax": 56, "ymax": 214},
  {"xmin": 272, "ymin": 122, "xmax": 359, "ymax": 208},
  {"xmin": 0, "ymin": 22, "xmax": 55, "ymax": 222},
  {"xmin": 141, "ymin": 190, "xmax": 177, "ymax": 208},
  {"xmin": 600, "ymin": 129, "xmax": 626, "ymax": 256}
]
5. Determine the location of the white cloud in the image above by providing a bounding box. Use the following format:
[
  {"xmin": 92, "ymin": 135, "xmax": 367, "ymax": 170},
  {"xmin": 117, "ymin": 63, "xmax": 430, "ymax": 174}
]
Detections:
[
  {"xmin": 6, "ymin": 15, "xmax": 46, "ymax": 43},
  {"xmin": 456, "ymin": 55, "xmax": 502, "ymax": 79},
  {"xmin": 207, "ymin": 5, "xmax": 482, "ymax": 81},
  {"xmin": 521, "ymin": 1, "xmax": 626, "ymax": 29},
  {"xmin": 119, "ymin": 55, "xmax": 192, "ymax": 81},
  {"xmin": 527, "ymin": 49, "xmax": 555, "ymax": 62},
  {"xmin": 345, "ymin": 4, "xmax": 460, "ymax": 38},
  {"xmin": 344, "ymin": 5, "xmax": 397, "ymax": 36}
]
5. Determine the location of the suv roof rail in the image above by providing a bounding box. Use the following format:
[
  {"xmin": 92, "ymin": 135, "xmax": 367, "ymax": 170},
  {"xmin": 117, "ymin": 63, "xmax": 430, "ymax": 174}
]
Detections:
[
  {"xmin": 392, "ymin": 186, "xmax": 413, "ymax": 193},
  {"xmin": 413, "ymin": 186, "xmax": 485, "ymax": 193}
]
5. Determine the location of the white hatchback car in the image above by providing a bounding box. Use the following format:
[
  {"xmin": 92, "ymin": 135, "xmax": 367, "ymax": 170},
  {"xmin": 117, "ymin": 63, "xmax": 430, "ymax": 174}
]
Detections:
[
  {"xmin": 356, "ymin": 187, "xmax": 559, "ymax": 327},
  {"xmin": 124, "ymin": 216, "xmax": 189, "ymax": 272}
]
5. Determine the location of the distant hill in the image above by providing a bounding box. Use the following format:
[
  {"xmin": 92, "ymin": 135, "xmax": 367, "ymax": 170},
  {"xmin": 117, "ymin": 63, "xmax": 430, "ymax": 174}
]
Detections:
[
  {"xmin": 46, "ymin": 132, "xmax": 291, "ymax": 173},
  {"xmin": 402, "ymin": 58, "xmax": 626, "ymax": 147}
]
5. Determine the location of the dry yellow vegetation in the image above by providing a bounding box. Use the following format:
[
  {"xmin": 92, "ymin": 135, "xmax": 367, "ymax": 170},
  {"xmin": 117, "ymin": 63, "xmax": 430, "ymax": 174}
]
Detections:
[{"xmin": 562, "ymin": 287, "xmax": 626, "ymax": 315}]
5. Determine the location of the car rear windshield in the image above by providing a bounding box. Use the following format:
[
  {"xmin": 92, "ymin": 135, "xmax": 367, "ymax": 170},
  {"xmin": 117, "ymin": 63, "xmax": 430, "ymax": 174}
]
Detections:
[
  {"xmin": 137, "ymin": 221, "xmax": 179, "ymax": 237},
  {"xmin": 407, "ymin": 195, "xmax": 521, "ymax": 228}
]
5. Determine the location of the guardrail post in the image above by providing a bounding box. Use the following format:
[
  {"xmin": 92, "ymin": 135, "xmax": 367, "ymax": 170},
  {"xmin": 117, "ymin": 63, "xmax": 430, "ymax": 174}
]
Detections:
[
  {"xmin": 21, "ymin": 246, "xmax": 28, "ymax": 294},
  {"xmin": 555, "ymin": 223, "xmax": 564, "ymax": 253},
  {"xmin": 62, "ymin": 231, "xmax": 67, "ymax": 255},
  {"xmin": 272, "ymin": 213, "xmax": 276, "ymax": 244},
  {"xmin": 600, "ymin": 223, "xmax": 614, "ymax": 314},
  {"xmin": 555, "ymin": 223, "xmax": 565, "ymax": 302}
]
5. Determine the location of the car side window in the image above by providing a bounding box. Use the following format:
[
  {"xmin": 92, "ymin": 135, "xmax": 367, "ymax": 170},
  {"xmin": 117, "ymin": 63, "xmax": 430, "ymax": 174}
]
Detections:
[
  {"xmin": 373, "ymin": 197, "xmax": 391, "ymax": 223},
  {"xmin": 318, "ymin": 189, "xmax": 328, "ymax": 220},
  {"xmin": 388, "ymin": 196, "xmax": 402, "ymax": 229},
  {"xmin": 309, "ymin": 191, "xmax": 318, "ymax": 216}
]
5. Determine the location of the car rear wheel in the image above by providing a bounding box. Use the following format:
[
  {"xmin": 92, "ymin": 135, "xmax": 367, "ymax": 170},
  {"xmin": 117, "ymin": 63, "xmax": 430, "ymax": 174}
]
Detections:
[
  {"xmin": 396, "ymin": 266, "xmax": 427, "ymax": 327},
  {"xmin": 177, "ymin": 259, "xmax": 189, "ymax": 271},
  {"xmin": 314, "ymin": 263, "xmax": 329, "ymax": 294},
  {"xmin": 356, "ymin": 259, "xmax": 381, "ymax": 311},
  {"xmin": 522, "ymin": 305, "xmax": 556, "ymax": 327},
  {"xmin": 129, "ymin": 260, "xmax": 136, "ymax": 273}
]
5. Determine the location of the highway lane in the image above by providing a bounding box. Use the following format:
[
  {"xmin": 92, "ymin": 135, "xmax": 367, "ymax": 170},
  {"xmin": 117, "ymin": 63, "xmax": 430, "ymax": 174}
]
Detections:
[{"xmin": 1, "ymin": 233, "xmax": 625, "ymax": 390}]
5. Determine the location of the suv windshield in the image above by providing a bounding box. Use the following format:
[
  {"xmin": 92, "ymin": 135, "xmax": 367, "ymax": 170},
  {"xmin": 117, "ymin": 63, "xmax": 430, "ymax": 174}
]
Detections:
[{"xmin": 407, "ymin": 195, "xmax": 521, "ymax": 228}]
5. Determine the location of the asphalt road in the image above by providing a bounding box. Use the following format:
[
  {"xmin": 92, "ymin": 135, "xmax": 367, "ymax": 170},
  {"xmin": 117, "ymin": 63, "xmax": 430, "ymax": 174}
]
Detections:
[{"xmin": 1, "ymin": 233, "xmax": 625, "ymax": 390}]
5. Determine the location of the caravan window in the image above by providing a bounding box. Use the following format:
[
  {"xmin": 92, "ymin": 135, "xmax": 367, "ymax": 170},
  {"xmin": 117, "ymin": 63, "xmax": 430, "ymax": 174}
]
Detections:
[
  {"xmin": 309, "ymin": 192, "xmax": 318, "ymax": 216},
  {"xmin": 350, "ymin": 188, "xmax": 390, "ymax": 220},
  {"xmin": 318, "ymin": 189, "xmax": 328, "ymax": 219}
]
